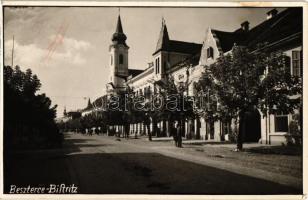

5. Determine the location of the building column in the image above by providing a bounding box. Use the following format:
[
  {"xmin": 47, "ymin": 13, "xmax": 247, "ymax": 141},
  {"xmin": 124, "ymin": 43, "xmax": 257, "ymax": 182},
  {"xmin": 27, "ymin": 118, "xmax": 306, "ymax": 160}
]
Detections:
[
  {"xmin": 260, "ymin": 112, "xmax": 269, "ymax": 144},
  {"xmin": 200, "ymin": 118, "xmax": 206, "ymax": 140},
  {"xmin": 150, "ymin": 122, "xmax": 153, "ymax": 133},
  {"xmin": 139, "ymin": 123, "xmax": 142, "ymax": 135},
  {"xmin": 139, "ymin": 123, "xmax": 143, "ymax": 135},
  {"xmin": 165, "ymin": 121, "xmax": 169, "ymax": 137},
  {"xmin": 132, "ymin": 124, "xmax": 134, "ymax": 135},
  {"xmin": 214, "ymin": 120, "xmax": 221, "ymax": 141},
  {"xmin": 194, "ymin": 118, "xmax": 201, "ymax": 140}
]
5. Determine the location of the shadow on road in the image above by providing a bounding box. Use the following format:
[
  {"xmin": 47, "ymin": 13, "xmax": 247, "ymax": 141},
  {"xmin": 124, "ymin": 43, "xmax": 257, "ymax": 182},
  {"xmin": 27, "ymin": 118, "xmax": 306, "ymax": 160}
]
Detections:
[
  {"xmin": 3, "ymin": 133, "xmax": 302, "ymax": 195},
  {"xmin": 4, "ymin": 151, "xmax": 302, "ymax": 194}
]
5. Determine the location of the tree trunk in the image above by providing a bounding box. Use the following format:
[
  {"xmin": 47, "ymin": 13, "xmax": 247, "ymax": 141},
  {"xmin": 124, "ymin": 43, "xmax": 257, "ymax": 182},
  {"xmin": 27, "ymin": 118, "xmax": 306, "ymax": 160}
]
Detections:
[
  {"xmin": 147, "ymin": 124, "xmax": 152, "ymax": 141},
  {"xmin": 177, "ymin": 119, "xmax": 183, "ymax": 148},
  {"xmin": 237, "ymin": 113, "xmax": 244, "ymax": 151}
]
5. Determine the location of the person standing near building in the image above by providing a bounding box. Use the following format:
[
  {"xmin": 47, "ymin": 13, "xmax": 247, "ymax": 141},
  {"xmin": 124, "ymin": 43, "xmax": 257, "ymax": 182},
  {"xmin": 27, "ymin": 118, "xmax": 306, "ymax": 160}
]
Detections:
[
  {"xmin": 176, "ymin": 120, "xmax": 183, "ymax": 148},
  {"xmin": 172, "ymin": 121, "xmax": 178, "ymax": 147}
]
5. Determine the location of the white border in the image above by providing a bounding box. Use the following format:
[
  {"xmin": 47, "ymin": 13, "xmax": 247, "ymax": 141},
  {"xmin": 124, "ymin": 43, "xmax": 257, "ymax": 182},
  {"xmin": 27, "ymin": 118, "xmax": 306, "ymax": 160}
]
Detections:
[{"xmin": 0, "ymin": 1, "xmax": 307, "ymax": 200}]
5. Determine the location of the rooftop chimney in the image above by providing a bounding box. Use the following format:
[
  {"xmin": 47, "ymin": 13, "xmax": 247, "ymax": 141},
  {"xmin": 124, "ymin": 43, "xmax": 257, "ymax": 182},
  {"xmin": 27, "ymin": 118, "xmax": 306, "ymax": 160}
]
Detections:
[
  {"xmin": 266, "ymin": 9, "xmax": 278, "ymax": 19},
  {"xmin": 241, "ymin": 21, "xmax": 249, "ymax": 32}
]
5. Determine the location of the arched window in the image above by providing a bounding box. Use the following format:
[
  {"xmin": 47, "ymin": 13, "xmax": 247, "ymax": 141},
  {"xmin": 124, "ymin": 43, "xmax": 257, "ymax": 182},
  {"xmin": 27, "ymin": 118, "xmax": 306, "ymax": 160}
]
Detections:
[
  {"xmin": 119, "ymin": 54, "xmax": 124, "ymax": 65},
  {"xmin": 207, "ymin": 47, "xmax": 214, "ymax": 59}
]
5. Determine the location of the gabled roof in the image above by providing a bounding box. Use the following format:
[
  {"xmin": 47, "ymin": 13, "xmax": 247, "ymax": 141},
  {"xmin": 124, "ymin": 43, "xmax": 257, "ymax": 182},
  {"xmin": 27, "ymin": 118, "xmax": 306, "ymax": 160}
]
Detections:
[
  {"xmin": 211, "ymin": 8, "xmax": 302, "ymax": 53},
  {"xmin": 211, "ymin": 29, "xmax": 246, "ymax": 52},
  {"xmin": 168, "ymin": 40, "xmax": 202, "ymax": 55},
  {"xmin": 154, "ymin": 21, "xmax": 170, "ymax": 54},
  {"xmin": 153, "ymin": 19, "xmax": 202, "ymax": 55},
  {"xmin": 246, "ymin": 7, "xmax": 302, "ymax": 49}
]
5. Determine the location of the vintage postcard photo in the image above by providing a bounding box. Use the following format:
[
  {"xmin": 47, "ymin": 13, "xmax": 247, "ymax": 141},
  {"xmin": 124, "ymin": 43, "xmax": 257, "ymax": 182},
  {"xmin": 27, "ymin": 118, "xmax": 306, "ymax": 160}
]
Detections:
[{"xmin": 0, "ymin": 2, "xmax": 305, "ymax": 198}]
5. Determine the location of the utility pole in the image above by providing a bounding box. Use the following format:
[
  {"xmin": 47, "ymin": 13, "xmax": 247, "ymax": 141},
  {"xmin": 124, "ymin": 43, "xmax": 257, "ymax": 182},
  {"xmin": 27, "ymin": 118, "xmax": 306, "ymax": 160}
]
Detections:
[{"xmin": 11, "ymin": 35, "xmax": 15, "ymax": 67}]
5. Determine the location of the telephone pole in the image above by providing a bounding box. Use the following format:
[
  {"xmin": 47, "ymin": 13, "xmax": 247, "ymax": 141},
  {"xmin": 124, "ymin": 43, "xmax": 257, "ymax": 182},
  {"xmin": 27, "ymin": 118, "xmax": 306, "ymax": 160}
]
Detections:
[{"xmin": 11, "ymin": 35, "xmax": 15, "ymax": 67}]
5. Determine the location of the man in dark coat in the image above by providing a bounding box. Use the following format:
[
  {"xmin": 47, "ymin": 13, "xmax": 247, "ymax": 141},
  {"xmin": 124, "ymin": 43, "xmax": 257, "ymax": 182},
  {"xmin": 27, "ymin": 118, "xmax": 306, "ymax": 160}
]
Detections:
[
  {"xmin": 176, "ymin": 121, "xmax": 183, "ymax": 148},
  {"xmin": 172, "ymin": 121, "xmax": 178, "ymax": 147}
]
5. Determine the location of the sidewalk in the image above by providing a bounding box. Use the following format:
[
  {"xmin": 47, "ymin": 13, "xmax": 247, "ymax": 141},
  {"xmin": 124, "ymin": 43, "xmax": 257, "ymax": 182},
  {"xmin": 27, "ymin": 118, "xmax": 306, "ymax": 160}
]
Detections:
[
  {"xmin": 103, "ymin": 134, "xmax": 302, "ymax": 190},
  {"xmin": 133, "ymin": 135, "xmax": 272, "ymax": 147}
]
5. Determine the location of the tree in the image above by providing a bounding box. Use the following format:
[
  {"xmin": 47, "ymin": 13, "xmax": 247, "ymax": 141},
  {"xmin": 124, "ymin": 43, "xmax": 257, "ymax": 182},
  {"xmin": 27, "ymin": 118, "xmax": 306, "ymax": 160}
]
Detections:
[
  {"xmin": 4, "ymin": 65, "xmax": 61, "ymax": 150},
  {"xmin": 195, "ymin": 45, "xmax": 301, "ymax": 150},
  {"xmin": 153, "ymin": 76, "xmax": 195, "ymax": 147}
]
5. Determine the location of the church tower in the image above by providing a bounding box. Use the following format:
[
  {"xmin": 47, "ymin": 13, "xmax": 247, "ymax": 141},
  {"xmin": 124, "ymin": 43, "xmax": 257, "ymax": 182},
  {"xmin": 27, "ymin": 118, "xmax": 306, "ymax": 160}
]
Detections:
[
  {"xmin": 153, "ymin": 18, "xmax": 169, "ymax": 82},
  {"xmin": 107, "ymin": 14, "xmax": 129, "ymax": 93}
]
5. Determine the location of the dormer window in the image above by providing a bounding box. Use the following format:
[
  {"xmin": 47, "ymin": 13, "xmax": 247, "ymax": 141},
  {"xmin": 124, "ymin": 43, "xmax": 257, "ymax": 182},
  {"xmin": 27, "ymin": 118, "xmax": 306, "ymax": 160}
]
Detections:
[
  {"xmin": 119, "ymin": 54, "xmax": 124, "ymax": 64},
  {"xmin": 207, "ymin": 47, "xmax": 214, "ymax": 59}
]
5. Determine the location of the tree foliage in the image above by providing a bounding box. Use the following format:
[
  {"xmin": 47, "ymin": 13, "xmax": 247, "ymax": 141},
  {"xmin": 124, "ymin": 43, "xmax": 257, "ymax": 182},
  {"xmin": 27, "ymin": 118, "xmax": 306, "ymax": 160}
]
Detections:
[
  {"xmin": 195, "ymin": 45, "xmax": 302, "ymax": 149},
  {"xmin": 4, "ymin": 65, "xmax": 62, "ymax": 150},
  {"xmin": 197, "ymin": 45, "xmax": 301, "ymax": 117}
]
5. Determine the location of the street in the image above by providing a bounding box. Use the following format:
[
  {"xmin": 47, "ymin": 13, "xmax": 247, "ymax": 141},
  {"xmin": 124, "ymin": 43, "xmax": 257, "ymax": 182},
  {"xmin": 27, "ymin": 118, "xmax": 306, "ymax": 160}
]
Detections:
[{"xmin": 4, "ymin": 132, "xmax": 302, "ymax": 194}]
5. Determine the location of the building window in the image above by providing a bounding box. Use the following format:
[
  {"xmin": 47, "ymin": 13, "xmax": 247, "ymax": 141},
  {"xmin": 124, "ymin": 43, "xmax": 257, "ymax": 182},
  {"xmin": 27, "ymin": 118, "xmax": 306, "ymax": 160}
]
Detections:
[
  {"xmin": 155, "ymin": 58, "xmax": 160, "ymax": 74},
  {"xmin": 119, "ymin": 54, "xmax": 124, "ymax": 65},
  {"xmin": 157, "ymin": 57, "xmax": 160, "ymax": 74},
  {"xmin": 147, "ymin": 86, "xmax": 151, "ymax": 98},
  {"xmin": 207, "ymin": 47, "xmax": 214, "ymax": 59},
  {"xmin": 111, "ymin": 55, "xmax": 113, "ymax": 65},
  {"xmin": 283, "ymin": 55, "xmax": 291, "ymax": 75},
  {"xmin": 155, "ymin": 59, "xmax": 158, "ymax": 74},
  {"xmin": 292, "ymin": 51, "xmax": 301, "ymax": 77},
  {"xmin": 275, "ymin": 111, "xmax": 289, "ymax": 132}
]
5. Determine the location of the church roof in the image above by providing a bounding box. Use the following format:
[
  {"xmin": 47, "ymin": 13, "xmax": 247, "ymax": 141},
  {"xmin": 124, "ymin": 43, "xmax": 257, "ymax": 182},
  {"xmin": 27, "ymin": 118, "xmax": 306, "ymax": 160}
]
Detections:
[
  {"xmin": 211, "ymin": 8, "xmax": 302, "ymax": 53},
  {"xmin": 115, "ymin": 15, "xmax": 124, "ymax": 33},
  {"xmin": 112, "ymin": 15, "xmax": 128, "ymax": 47},
  {"xmin": 154, "ymin": 21, "xmax": 170, "ymax": 54},
  {"xmin": 153, "ymin": 19, "xmax": 202, "ymax": 55}
]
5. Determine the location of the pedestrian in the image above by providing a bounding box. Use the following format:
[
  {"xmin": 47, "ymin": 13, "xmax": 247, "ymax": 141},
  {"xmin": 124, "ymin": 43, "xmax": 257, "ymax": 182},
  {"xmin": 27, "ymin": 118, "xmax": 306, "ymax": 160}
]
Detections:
[
  {"xmin": 125, "ymin": 124, "xmax": 130, "ymax": 139},
  {"xmin": 176, "ymin": 120, "xmax": 182, "ymax": 148},
  {"xmin": 172, "ymin": 121, "xmax": 178, "ymax": 147}
]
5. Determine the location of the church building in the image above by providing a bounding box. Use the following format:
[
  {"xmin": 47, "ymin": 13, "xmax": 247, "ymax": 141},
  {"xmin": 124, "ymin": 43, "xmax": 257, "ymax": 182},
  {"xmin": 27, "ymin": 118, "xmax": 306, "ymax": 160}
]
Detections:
[{"xmin": 98, "ymin": 7, "xmax": 302, "ymax": 145}]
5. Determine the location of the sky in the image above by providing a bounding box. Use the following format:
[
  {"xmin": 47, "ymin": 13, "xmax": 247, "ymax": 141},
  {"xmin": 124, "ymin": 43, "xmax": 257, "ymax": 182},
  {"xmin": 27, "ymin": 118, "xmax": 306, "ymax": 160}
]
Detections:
[{"xmin": 3, "ymin": 6, "xmax": 285, "ymax": 117}]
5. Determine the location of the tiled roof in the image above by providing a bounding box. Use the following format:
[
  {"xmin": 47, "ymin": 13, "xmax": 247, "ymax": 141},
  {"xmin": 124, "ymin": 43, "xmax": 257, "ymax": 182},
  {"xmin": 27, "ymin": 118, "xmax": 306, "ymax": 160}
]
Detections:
[
  {"xmin": 246, "ymin": 7, "xmax": 302, "ymax": 49},
  {"xmin": 153, "ymin": 20, "xmax": 202, "ymax": 55},
  {"xmin": 211, "ymin": 8, "xmax": 302, "ymax": 53},
  {"xmin": 211, "ymin": 29, "xmax": 246, "ymax": 52},
  {"xmin": 168, "ymin": 40, "xmax": 202, "ymax": 55}
]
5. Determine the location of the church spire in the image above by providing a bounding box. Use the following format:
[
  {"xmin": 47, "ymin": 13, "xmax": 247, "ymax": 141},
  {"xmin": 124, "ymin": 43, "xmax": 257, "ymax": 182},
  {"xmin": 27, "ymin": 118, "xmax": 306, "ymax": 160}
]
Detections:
[
  {"xmin": 153, "ymin": 18, "xmax": 169, "ymax": 55},
  {"xmin": 112, "ymin": 14, "xmax": 128, "ymax": 47},
  {"xmin": 115, "ymin": 15, "xmax": 124, "ymax": 33}
]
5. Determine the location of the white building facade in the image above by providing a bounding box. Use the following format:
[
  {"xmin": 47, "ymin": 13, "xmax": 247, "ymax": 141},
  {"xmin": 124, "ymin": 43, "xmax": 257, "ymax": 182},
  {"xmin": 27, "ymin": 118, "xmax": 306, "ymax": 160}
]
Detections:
[{"xmin": 104, "ymin": 8, "xmax": 302, "ymax": 145}]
